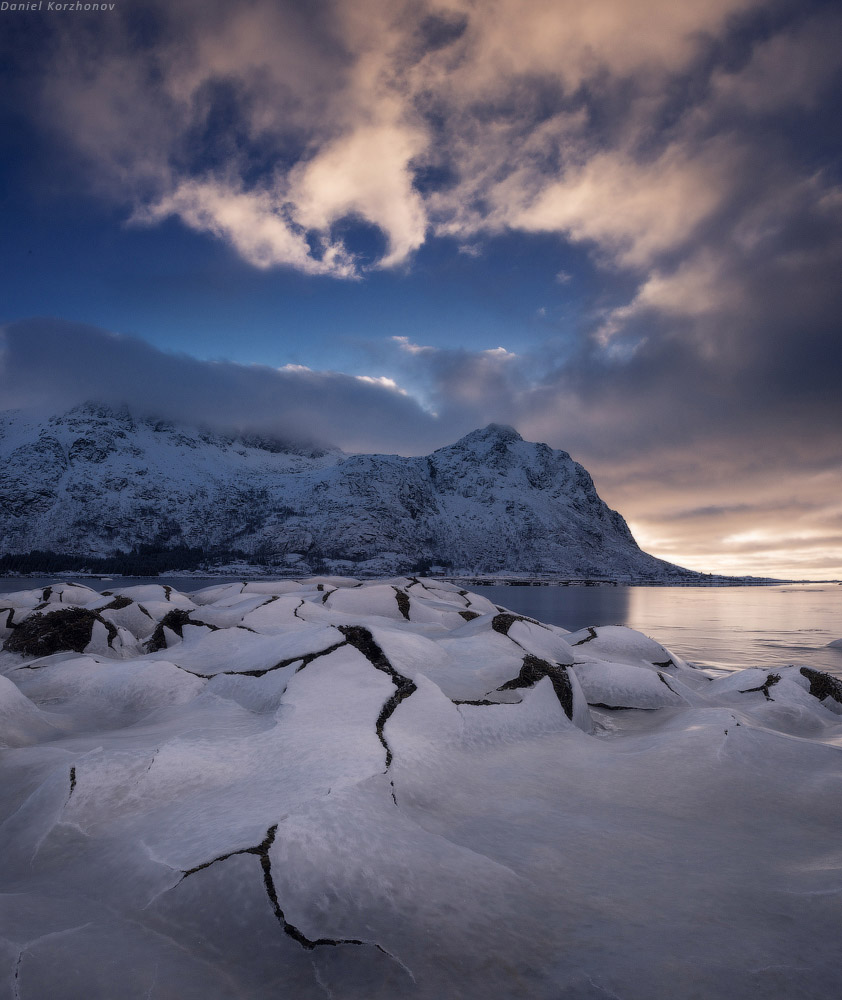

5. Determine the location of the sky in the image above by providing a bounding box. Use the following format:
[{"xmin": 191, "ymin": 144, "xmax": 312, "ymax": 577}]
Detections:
[{"xmin": 1, "ymin": 0, "xmax": 841, "ymax": 580}]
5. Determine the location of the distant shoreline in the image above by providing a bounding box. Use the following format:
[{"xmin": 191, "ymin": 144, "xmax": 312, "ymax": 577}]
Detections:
[{"xmin": 1, "ymin": 570, "xmax": 826, "ymax": 590}]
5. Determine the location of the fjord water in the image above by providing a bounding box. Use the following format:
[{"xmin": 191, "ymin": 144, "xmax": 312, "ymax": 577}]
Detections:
[{"xmin": 471, "ymin": 582, "xmax": 842, "ymax": 676}]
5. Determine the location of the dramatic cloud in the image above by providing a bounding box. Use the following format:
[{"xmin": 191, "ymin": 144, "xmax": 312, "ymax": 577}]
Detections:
[
  {"xmin": 0, "ymin": 320, "xmax": 440, "ymax": 455},
  {"xmin": 5, "ymin": 313, "xmax": 839, "ymax": 578},
  {"xmin": 14, "ymin": 0, "xmax": 792, "ymax": 275}
]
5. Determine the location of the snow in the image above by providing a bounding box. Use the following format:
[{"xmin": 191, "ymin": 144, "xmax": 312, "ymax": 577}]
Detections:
[{"xmin": 0, "ymin": 577, "xmax": 841, "ymax": 998}]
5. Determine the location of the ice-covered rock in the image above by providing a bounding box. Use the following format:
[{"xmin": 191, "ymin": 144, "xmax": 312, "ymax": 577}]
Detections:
[{"xmin": 0, "ymin": 578, "xmax": 841, "ymax": 998}]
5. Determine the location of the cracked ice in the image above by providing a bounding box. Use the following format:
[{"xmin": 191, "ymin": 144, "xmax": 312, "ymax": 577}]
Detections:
[{"xmin": 0, "ymin": 577, "xmax": 841, "ymax": 998}]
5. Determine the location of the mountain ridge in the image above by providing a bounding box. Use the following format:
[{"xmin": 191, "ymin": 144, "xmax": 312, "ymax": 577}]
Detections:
[{"xmin": 0, "ymin": 403, "xmax": 697, "ymax": 580}]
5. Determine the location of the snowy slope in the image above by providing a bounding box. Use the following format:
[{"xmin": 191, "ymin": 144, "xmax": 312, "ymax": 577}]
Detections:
[
  {"xmin": 0, "ymin": 404, "xmax": 690, "ymax": 579},
  {"xmin": 1, "ymin": 577, "xmax": 840, "ymax": 998}
]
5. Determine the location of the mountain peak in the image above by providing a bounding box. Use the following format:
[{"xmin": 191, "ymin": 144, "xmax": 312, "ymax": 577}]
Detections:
[{"xmin": 455, "ymin": 424, "xmax": 523, "ymax": 446}]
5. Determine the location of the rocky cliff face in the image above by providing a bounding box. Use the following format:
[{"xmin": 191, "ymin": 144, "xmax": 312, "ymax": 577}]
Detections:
[{"xmin": 0, "ymin": 404, "xmax": 690, "ymax": 578}]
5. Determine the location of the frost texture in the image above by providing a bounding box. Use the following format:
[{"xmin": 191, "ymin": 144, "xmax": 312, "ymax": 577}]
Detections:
[{"xmin": 1, "ymin": 577, "xmax": 841, "ymax": 998}]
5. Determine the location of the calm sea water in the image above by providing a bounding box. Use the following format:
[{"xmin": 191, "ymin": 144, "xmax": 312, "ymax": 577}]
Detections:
[
  {"xmin": 1, "ymin": 576, "xmax": 840, "ymax": 677},
  {"xmin": 470, "ymin": 583, "xmax": 842, "ymax": 676}
]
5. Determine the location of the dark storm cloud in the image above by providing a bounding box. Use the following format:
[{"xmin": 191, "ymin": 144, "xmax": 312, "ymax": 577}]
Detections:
[
  {"xmin": 0, "ymin": 319, "xmax": 441, "ymax": 454},
  {"xmin": 659, "ymin": 501, "xmax": 822, "ymax": 522}
]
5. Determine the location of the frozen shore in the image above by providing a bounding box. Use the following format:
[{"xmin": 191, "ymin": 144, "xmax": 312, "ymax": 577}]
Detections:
[{"xmin": 1, "ymin": 577, "xmax": 841, "ymax": 998}]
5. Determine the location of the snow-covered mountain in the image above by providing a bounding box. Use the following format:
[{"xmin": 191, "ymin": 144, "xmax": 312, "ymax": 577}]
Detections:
[{"xmin": 0, "ymin": 403, "xmax": 692, "ymax": 579}]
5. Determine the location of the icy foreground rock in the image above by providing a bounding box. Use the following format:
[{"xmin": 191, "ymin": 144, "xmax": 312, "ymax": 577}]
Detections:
[{"xmin": 1, "ymin": 579, "xmax": 841, "ymax": 999}]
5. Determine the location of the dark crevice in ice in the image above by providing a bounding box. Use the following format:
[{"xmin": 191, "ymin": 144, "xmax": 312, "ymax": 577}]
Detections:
[
  {"xmin": 657, "ymin": 672, "xmax": 679, "ymax": 695},
  {"xmin": 293, "ymin": 600, "xmax": 306, "ymax": 620},
  {"xmin": 393, "ymin": 588, "xmax": 411, "ymax": 621},
  {"xmin": 2, "ymin": 608, "xmax": 15, "ymax": 630},
  {"xmin": 458, "ymin": 610, "xmax": 481, "ymax": 621},
  {"xmin": 168, "ymin": 638, "xmax": 347, "ymax": 680},
  {"xmin": 653, "ymin": 658, "xmax": 676, "ymax": 669},
  {"xmin": 496, "ymin": 653, "xmax": 575, "ymax": 719},
  {"xmin": 338, "ymin": 626, "xmax": 417, "ymax": 768},
  {"xmin": 589, "ymin": 702, "xmax": 658, "ymax": 712},
  {"xmin": 13, "ymin": 950, "xmax": 22, "ymax": 1000},
  {"xmin": 69, "ymin": 765, "xmax": 76, "ymax": 797},
  {"xmin": 572, "ymin": 627, "xmax": 598, "ymax": 646},
  {"xmin": 182, "ymin": 824, "xmax": 403, "ymax": 959},
  {"xmin": 453, "ymin": 698, "xmax": 498, "ymax": 706},
  {"xmin": 144, "ymin": 609, "xmax": 220, "ymax": 653},
  {"xmin": 290, "ymin": 641, "xmax": 348, "ymax": 675},
  {"xmin": 739, "ymin": 672, "xmax": 781, "ymax": 701},
  {"xmin": 799, "ymin": 666, "xmax": 842, "ymax": 704}
]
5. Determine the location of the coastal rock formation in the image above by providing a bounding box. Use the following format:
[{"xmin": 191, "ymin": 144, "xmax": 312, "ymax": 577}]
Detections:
[{"xmin": 1, "ymin": 578, "xmax": 841, "ymax": 998}]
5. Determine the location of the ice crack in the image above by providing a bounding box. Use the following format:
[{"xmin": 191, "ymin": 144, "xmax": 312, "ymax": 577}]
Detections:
[
  {"xmin": 168, "ymin": 638, "xmax": 347, "ymax": 680},
  {"xmin": 572, "ymin": 627, "xmax": 598, "ymax": 646},
  {"xmin": 739, "ymin": 672, "xmax": 781, "ymax": 701},
  {"xmin": 338, "ymin": 626, "xmax": 417, "ymax": 769},
  {"xmin": 181, "ymin": 825, "xmax": 412, "ymax": 970}
]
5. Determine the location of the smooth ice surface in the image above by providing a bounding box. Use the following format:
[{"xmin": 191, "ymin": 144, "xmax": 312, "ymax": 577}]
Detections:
[{"xmin": 1, "ymin": 578, "xmax": 841, "ymax": 999}]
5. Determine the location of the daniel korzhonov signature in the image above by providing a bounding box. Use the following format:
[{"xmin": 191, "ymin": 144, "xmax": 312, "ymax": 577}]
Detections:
[{"xmin": 1, "ymin": 2, "xmax": 117, "ymax": 10}]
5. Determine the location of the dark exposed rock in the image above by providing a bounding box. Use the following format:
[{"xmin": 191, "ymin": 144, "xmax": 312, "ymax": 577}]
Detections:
[
  {"xmin": 144, "ymin": 608, "xmax": 219, "ymax": 653},
  {"xmin": 497, "ymin": 653, "xmax": 575, "ymax": 720},
  {"xmin": 393, "ymin": 588, "xmax": 411, "ymax": 621},
  {"xmin": 102, "ymin": 595, "xmax": 133, "ymax": 611},
  {"xmin": 799, "ymin": 667, "xmax": 842, "ymax": 705},
  {"xmin": 2, "ymin": 607, "xmax": 117, "ymax": 657},
  {"xmin": 491, "ymin": 612, "xmax": 541, "ymax": 635}
]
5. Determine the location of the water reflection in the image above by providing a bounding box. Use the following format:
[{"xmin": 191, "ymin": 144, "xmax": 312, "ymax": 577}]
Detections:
[
  {"xmin": 469, "ymin": 584, "xmax": 631, "ymax": 633},
  {"xmin": 471, "ymin": 584, "xmax": 842, "ymax": 676}
]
